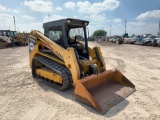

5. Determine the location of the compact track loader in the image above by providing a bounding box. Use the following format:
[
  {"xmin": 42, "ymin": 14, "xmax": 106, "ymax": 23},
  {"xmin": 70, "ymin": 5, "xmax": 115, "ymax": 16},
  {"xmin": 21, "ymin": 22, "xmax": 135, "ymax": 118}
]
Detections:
[{"xmin": 29, "ymin": 18, "xmax": 135, "ymax": 113}]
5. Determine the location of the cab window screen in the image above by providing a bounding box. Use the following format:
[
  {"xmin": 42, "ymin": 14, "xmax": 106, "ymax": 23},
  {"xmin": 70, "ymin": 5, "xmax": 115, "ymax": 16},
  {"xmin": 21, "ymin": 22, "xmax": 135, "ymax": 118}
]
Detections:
[{"xmin": 49, "ymin": 26, "xmax": 63, "ymax": 45}]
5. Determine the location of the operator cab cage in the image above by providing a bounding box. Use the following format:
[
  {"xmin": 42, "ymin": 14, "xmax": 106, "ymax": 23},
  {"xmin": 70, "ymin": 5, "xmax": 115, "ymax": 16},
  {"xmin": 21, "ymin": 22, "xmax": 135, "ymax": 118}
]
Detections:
[
  {"xmin": 43, "ymin": 18, "xmax": 89, "ymax": 59},
  {"xmin": 43, "ymin": 18, "xmax": 89, "ymax": 48}
]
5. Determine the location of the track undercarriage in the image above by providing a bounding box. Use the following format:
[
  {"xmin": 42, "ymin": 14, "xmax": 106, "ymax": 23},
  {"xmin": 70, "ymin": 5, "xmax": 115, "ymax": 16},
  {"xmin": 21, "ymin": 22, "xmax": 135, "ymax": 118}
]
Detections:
[{"xmin": 32, "ymin": 56, "xmax": 72, "ymax": 90}]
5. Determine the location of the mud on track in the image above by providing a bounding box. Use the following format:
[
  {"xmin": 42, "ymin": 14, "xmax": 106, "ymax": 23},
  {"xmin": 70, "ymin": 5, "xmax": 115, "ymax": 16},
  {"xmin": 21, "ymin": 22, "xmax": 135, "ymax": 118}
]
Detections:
[{"xmin": 0, "ymin": 43, "xmax": 160, "ymax": 120}]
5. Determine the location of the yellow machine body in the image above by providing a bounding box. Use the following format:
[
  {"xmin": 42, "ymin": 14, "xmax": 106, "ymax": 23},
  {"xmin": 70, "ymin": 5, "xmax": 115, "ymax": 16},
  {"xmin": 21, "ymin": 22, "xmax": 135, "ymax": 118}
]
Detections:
[{"xmin": 29, "ymin": 18, "xmax": 135, "ymax": 113}]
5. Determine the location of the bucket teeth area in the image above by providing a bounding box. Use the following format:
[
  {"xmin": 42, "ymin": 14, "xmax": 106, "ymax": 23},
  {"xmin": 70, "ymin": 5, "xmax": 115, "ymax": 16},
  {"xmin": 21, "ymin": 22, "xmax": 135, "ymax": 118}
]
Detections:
[
  {"xmin": 74, "ymin": 70, "xmax": 136, "ymax": 114},
  {"xmin": 89, "ymin": 80, "xmax": 135, "ymax": 113}
]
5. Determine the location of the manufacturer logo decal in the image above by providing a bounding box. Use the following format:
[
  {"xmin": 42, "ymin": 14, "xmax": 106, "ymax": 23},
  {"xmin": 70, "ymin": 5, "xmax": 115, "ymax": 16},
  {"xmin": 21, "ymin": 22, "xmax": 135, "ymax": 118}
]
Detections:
[
  {"xmin": 29, "ymin": 42, "xmax": 34, "ymax": 50},
  {"xmin": 29, "ymin": 37, "xmax": 36, "ymax": 52}
]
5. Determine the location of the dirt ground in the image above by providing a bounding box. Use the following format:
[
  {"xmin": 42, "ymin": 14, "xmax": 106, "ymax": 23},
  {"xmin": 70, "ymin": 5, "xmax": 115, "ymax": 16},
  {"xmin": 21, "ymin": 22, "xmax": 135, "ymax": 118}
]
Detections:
[{"xmin": 0, "ymin": 42, "xmax": 160, "ymax": 120}]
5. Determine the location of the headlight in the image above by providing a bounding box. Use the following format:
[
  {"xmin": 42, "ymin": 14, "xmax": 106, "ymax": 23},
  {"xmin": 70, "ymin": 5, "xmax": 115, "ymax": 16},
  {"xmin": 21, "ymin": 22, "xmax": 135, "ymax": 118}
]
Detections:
[
  {"xmin": 84, "ymin": 22, "xmax": 88, "ymax": 26},
  {"xmin": 67, "ymin": 20, "xmax": 71, "ymax": 24}
]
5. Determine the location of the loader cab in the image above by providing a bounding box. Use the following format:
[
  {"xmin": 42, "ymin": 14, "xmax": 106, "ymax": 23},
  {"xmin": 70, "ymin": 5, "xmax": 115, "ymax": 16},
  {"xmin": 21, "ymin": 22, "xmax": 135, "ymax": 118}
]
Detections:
[
  {"xmin": 43, "ymin": 18, "xmax": 89, "ymax": 59},
  {"xmin": 0, "ymin": 30, "xmax": 17, "ymax": 38},
  {"xmin": 67, "ymin": 25, "xmax": 89, "ymax": 59}
]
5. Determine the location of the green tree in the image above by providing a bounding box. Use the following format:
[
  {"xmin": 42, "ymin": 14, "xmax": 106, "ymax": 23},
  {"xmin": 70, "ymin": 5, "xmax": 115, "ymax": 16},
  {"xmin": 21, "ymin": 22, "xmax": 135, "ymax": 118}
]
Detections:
[{"xmin": 92, "ymin": 29, "xmax": 107, "ymax": 37}]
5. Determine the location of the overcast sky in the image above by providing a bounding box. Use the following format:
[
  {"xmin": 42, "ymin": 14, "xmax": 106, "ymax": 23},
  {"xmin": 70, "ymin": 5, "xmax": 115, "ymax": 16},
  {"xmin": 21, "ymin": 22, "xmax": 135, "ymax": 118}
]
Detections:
[{"xmin": 0, "ymin": 0, "xmax": 160, "ymax": 36}]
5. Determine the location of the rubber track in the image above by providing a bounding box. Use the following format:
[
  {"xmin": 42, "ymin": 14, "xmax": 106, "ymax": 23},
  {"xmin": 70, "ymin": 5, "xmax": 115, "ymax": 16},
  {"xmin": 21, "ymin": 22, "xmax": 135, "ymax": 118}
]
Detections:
[{"xmin": 33, "ymin": 56, "xmax": 73, "ymax": 90}]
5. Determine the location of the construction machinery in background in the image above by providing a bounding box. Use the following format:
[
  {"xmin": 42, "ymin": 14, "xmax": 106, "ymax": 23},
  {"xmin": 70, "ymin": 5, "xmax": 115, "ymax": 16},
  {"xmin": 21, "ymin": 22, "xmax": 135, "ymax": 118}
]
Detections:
[
  {"xmin": 28, "ymin": 18, "xmax": 136, "ymax": 113},
  {"xmin": 16, "ymin": 32, "xmax": 29, "ymax": 46},
  {"xmin": 0, "ymin": 35, "xmax": 10, "ymax": 49},
  {"xmin": 0, "ymin": 30, "xmax": 28, "ymax": 48}
]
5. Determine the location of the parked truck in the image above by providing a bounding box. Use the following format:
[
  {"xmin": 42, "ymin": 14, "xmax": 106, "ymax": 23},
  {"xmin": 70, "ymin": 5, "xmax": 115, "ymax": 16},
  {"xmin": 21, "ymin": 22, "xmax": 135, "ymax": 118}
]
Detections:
[
  {"xmin": 151, "ymin": 35, "xmax": 160, "ymax": 47},
  {"xmin": 141, "ymin": 35, "xmax": 156, "ymax": 46}
]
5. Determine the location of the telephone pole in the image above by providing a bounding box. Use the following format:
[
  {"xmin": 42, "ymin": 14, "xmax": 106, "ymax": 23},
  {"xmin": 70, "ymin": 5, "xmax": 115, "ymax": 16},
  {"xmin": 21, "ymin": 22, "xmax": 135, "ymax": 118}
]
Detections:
[
  {"xmin": 158, "ymin": 8, "xmax": 160, "ymax": 35},
  {"xmin": 110, "ymin": 25, "xmax": 111, "ymax": 38},
  {"xmin": 125, "ymin": 20, "xmax": 127, "ymax": 34},
  {"xmin": 158, "ymin": 20, "xmax": 160, "ymax": 35},
  {"xmin": 13, "ymin": 16, "xmax": 16, "ymax": 31},
  {"xmin": 48, "ymin": 14, "xmax": 50, "ymax": 22}
]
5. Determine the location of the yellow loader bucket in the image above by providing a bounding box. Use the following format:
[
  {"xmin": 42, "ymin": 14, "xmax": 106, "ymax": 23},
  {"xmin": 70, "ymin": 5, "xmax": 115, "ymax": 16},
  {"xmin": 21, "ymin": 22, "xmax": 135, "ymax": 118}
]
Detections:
[{"xmin": 74, "ymin": 69, "xmax": 135, "ymax": 114}]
